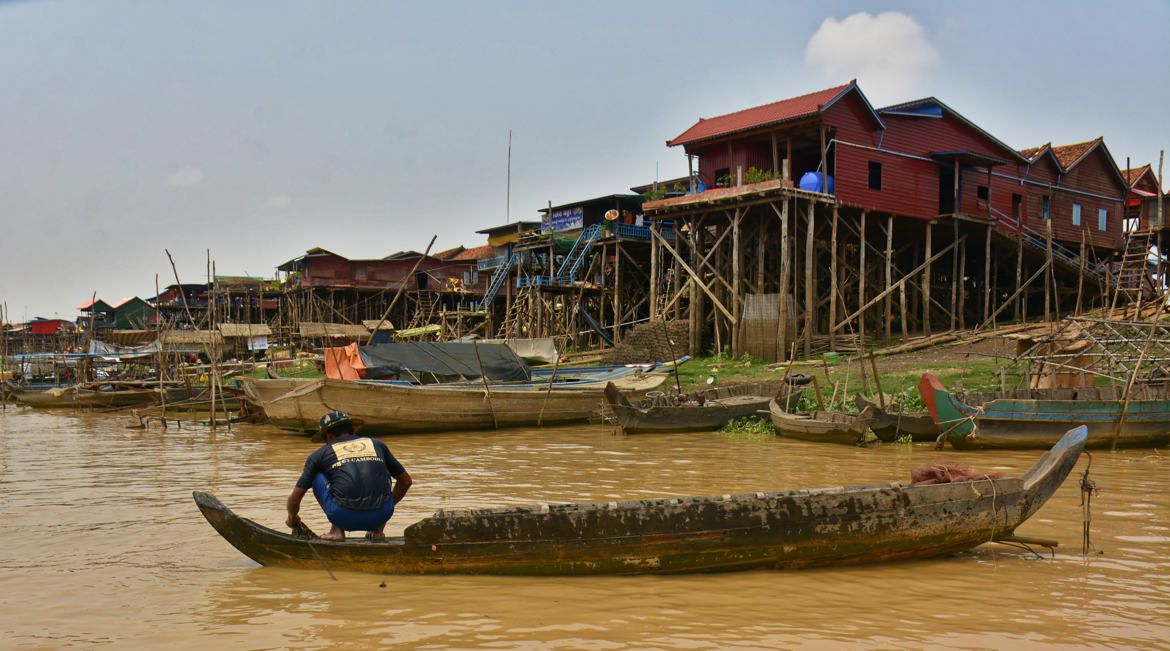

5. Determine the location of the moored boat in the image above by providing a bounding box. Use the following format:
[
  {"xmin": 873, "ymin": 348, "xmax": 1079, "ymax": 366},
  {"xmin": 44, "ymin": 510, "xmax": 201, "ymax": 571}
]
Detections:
[
  {"xmin": 919, "ymin": 372, "xmax": 1170, "ymax": 450},
  {"xmin": 602, "ymin": 381, "xmax": 802, "ymax": 434},
  {"xmin": 13, "ymin": 381, "xmax": 192, "ymax": 409},
  {"xmin": 854, "ymin": 394, "xmax": 940, "ymax": 442},
  {"xmin": 194, "ymin": 426, "xmax": 1088, "ymax": 575},
  {"xmin": 767, "ymin": 400, "xmax": 875, "ymax": 445},
  {"xmin": 238, "ymin": 373, "xmax": 668, "ymax": 434}
]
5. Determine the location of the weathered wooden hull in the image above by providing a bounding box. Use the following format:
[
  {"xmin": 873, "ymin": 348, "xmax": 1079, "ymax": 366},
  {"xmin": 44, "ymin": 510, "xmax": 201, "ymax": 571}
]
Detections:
[
  {"xmin": 194, "ymin": 427, "xmax": 1087, "ymax": 575},
  {"xmin": 768, "ymin": 401, "xmax": 874, "ymax": 445},
  {"xmin": 14, "ymin": 386, "xmax": 191, "ymax": 409},
  {"xmin": 854, "ymin": 394, "xmax": 940, "ymax": 442},
  {"xmin": 604, "ymin": 382, "xmax": 801, "ymax": 434},
  {"xmin": 920, "ymin": 373, "xmax": 1170, "ymax": 450},
  {"xmin": 238, "ymin": 375, "xmax": 667, "ymax": 434}
]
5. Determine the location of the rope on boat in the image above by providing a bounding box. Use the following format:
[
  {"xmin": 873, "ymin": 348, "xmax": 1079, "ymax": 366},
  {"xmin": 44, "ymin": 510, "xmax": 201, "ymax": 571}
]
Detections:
[
  {"xmin": 1080, "ymin": 451, "xmax": 1099, "ymax": 555},
  {"xmin": 933, "ymin": 404, "xmax": 984, "ymax": 451}
]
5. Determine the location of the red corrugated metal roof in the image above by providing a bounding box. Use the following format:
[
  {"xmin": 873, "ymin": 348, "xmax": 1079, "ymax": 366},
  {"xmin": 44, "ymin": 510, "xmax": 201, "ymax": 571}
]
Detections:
[{"xmin": 667, "ymin": 82, "xmax": 855, "ymax": 147}]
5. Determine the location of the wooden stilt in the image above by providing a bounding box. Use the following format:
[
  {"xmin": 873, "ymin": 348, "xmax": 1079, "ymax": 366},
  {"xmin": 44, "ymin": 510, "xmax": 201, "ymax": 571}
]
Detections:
[
  {"xmin": 984, "ymin": 223, "xmax": 992, "ymax": 323},
  {"xmin": 774, "ymin": 200, "xmax": 791, "ymax": 359},
  {"xmin": 732, "ymin": 207, "xmax": 741, "ymax": 356},
  {"xmin": 951, "ymin": 219, "xmax": 959, "ymax": 331},
  {"xmin": 959, "ymin": 234, "xmax": 967, "ymax": 330},
  {"xmin": 885, "ymin": 215, "xmax": 894, "ymax": 343},
  {"xmin": 1045, "ymin": 218, "xmax": 1054, "ymax": 322},
  {"xmin": 858, "ymin": 210, "xmax": 867, "ymax": 346},
  {"xmin": 829, "ymin": 205, "xmax": 839, "ymax": 351},
  {"xmin": 923, "ymin": 222, "xmax": 933, "ymax": 336},
  {"xmin": 804, "ymin": 200, "xmax": 815, "ymax": 357}
]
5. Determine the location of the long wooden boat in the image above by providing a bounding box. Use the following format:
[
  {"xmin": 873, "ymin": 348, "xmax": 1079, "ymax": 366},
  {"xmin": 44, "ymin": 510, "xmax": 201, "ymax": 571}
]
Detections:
[
  {"xmin": 920, "ymin": 372, "xmax": 1170, "ymax": 450},
  {"xmin": 767, "ymin": 400, "xmax": 875, "ymax": 445},
  {"xmin": 194, "ymin": 426, "xmax": 1087, "ymax": 575},
  {"xmin": 602, "ymin": 381, "xmax": 802, "ymax": 434},
  {"xmin": 238, "ymin": 373, "xmax": 668, "ymax": 434},
  {"xmin": 854, "ymin": 394, "xmax": 940, "ymax": 442},
  {"xmin": 13, "ymin": 383, "xmax": 192, "ymax": 409}
]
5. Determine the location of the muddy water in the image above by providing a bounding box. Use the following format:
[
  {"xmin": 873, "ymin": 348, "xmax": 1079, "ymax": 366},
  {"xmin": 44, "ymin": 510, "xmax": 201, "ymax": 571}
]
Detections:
[{"xmin": 2, "ymin": 408, "xmax": 1169, "ymax": 649}]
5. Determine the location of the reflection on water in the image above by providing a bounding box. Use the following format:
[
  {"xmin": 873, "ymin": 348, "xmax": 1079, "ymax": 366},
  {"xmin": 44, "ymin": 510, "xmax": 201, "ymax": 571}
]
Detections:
[{"xmin": 2, "ymin": 407, "xmax": 1169, "ymax": 648}]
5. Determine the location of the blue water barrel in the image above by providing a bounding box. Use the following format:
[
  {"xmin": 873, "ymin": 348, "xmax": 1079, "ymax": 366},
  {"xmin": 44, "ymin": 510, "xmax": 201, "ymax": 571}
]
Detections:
[{"xmin": 799, "ymin": 172, "xmax": 834, "ymax": 194}]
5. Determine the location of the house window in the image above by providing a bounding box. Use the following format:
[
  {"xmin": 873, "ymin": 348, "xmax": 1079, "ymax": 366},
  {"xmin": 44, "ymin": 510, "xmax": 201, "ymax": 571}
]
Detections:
[
  {"xmin": 1072, "ymin": 202, "xmax": 1081, "ymax": 226},
  {"xmin": 1098, "ymin": 208, "xmax": 1108, "ymax": 231},
  {"xmin": 463, "ymin": 270, "xmax": 479, "ymax": 285},
  {"xmin": 868, "ymin": 162, "xmax": 882, "ymax": 190},
  {"xmin": 1042, "ymin": 196, "xmax": 1051, "ymax": 220},
  {"xmin": 977, "ymin": 186, "xmax": 989, "ymax": 200}
]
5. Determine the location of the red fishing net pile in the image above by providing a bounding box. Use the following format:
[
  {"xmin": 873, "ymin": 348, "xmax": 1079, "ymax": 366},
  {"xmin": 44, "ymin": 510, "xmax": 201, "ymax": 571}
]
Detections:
[{"xmin": 910, "ymin": 460, "xmax": 1004, "ymax": 486}]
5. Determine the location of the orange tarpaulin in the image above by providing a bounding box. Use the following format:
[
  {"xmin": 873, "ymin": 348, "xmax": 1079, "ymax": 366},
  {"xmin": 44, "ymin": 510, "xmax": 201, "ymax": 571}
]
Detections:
[{"xmin": 324, "ymin": 343, "xmax": 366, "ymax": 379}]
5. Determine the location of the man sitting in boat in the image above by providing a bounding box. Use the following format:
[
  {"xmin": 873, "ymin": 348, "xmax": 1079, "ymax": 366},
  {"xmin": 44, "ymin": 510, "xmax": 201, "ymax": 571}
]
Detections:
[{"xmin": 285, "ymin": 410, "xmax": 413, "ymax": 541}]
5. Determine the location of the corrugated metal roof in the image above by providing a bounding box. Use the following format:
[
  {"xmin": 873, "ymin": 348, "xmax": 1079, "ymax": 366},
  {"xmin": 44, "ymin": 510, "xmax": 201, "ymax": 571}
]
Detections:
[{"xmin": 666, "ymin": 82, "xmax": 856, "ymax": 147}]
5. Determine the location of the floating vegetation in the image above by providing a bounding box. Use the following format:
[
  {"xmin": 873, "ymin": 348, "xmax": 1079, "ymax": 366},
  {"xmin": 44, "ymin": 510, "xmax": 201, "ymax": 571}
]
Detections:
[{"xmin": 718, "ymin": 416, "xmax": 777, "ymax": 435}]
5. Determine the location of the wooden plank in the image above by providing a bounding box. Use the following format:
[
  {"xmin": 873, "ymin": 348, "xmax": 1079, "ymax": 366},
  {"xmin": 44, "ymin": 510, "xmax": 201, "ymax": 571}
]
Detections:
[{"xmin": 833, "ymin": 235, "xmax": 966, "ymax": 332}]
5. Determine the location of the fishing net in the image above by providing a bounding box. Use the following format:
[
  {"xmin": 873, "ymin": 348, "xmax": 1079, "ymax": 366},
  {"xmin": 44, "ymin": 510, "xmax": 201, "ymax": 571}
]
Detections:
[{"xmin": 909, "ymin": 460, "xmax": 1004, "ymax": 486}]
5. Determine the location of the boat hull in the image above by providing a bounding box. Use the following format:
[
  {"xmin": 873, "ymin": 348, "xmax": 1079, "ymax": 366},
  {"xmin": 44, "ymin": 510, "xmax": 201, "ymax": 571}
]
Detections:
[
  {"xmin": 239, "ymin": 375, "xmax": 667, "ymax": 434},
  {"xmin": 768, "ymin": 401, "xmax": 874, "ymax": 445},
  {"xmin": 920, "ymin": 373, "xmax": 1170, "ymax": 450},
  {"xmin": 14, "ymin": 386, "xmax": 191, "ymax": 409},
  {"xmin": 604, "ymin": 382, "xmax": 801, "ymax": 434},
  {"xmin": 193, "ymin": 427, "xmax": 1087, "ymax": 575},
  {"xmin": 855, "ymin": 394, "xmax": 939, "ymax": 442}
]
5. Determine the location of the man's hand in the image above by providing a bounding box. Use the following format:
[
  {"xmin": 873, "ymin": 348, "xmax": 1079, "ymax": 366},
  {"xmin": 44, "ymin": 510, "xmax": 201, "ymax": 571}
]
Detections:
[
  {"xmin": 286, "ymin": 513, "xmax": 302, "ymax": 528},
  {"xmin": 287, "ymin": 486, "xmax": 308, "ymax": 528}
]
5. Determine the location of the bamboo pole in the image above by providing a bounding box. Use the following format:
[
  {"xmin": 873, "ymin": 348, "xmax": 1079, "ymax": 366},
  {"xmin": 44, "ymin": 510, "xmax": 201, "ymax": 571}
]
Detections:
[
  {"xmin": 810, "ymin": 375, "xmax": 826, "ymax": 411},
  {"xmin": 472, "ymin": 340, "xmax": 499, "ymax": 429},
  {"xmin": 1111, "ymin": 297, "xmax": 1166, "ymax": 451},
  {"xmin": 536, "ymin": 349, "xmax": 562, "ymax": 428},
  {"xmin": 868, "ymin": 350, "xmax": 885, "ymax": 408}
]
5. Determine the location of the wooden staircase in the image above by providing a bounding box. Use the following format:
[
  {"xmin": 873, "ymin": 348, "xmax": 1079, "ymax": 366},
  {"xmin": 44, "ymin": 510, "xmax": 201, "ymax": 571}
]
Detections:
[{"xmin": 406, "ymin": 291, "xmax": 440, "ymax": 330}]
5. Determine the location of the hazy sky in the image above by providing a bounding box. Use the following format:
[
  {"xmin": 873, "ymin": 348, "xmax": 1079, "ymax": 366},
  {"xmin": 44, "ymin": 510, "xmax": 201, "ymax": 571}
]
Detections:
[{"xmin": 1, "ymin": 1, "xmax": 1167, "ymax": 321}]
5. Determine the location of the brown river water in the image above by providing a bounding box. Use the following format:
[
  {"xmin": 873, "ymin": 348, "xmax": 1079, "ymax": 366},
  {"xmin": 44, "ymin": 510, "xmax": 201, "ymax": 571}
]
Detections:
[{"xmin": 2, "ymin": 407, "xmax": 1169, "ymax": 649}]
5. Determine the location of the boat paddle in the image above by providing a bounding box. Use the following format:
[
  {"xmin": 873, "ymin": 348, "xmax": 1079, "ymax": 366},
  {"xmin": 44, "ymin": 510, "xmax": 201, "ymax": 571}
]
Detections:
[{"xmin": 291, "ymin": 521, "xmax": 337, "ymax": 581}]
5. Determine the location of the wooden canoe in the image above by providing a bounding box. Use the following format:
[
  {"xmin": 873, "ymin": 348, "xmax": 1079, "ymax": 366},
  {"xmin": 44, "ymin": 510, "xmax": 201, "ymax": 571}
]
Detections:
[
  {"xmin": 602, "ymin": 381, "xmax": 802, "ymax": 434},
  {"xmin": 194, "ymin": 426, "xmax": 1087, "ymax": 575},
  {"xmin": 854, "ymin": 394, "xmax": 940, "ymax": 442},
  {"xmin": 920, "ymin": 372, "xmax": 1170, "ymax": 450},
  {"xmin": 768, "ymin": 400, "xmax": 875, "ymax": 445},
  {"xmin": 237, "ymin": 374, "xmax": 668, "ymax": 434},
  {"xmin": 13, "ymin": 384, "xmax": 192, "ymax": 409}
]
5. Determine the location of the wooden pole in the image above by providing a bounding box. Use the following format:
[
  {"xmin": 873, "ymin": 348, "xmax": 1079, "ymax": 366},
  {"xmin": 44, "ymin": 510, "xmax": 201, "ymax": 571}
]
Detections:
[
  {"xmin": 984, "ymin": 223, "xmax": 992, "ymax": 323},
  {"xmin": 829, "ymin": 205, "xmax": 839, "ymax": 351},
  {"xmin": 858, "ymin": 211, "xmax": 867, "ymax": 346},
  {"xmin": 1045, "ymin": 218, "xmax": 1054, "ymax": 322},
  {"xmin": 1111, "ymin": 300, "xmax": 1166, "ymax": 451},
  {"xmin": 959, "ymin": 232, "xmax": 967, "ymax": 329},
  {"xmin": 732, "ymin": 207, "xmax": 741, "ymax": 356},
  {"xmin": 1077, "ymin": 228, "xmax": 1086, "ymax": 314},
  {"xmin": 473, "ymin": 340, "xmax": 499, "ymax": 429},
  {"xmin": 810, "ymin": 374, "xmax": 826, "ymax": 411},
  {"xmin": 923, "ymin": 222, "xmax": 932, "ymax": 336},
  {"xmin": 366, "ymin": 235, "xmax": 438, "ymax": 344},
  {"xmin": 804, "ymin": 199, "xmax": 814, "ymax": 357},
  {"xmin": 979, "ymin": 261, "xmax": 1050, "ymax": 330},
  {"xmin": 536, "ymin": 350, "xmax": 562, "ymax": 428},
  {"xmin": 885, "ymin": 216, "xmax": 893, "ymax": 343},
  {"xmin": 833, "ymin": 235, "xmax": 966, "ymax": 332},
  {"xmin": 868, "ymin": 350, "xmax": 885, "ymax": 408},
  {"xmin": 650, "ymin": 222, "xmax": 659, "ymax": 318},
  {"xmin": 774, "ymin": 201, "xmax": 791, "ymax": 359},
  {"xmin": 951, "ymin": 219, "xmax": 959, "ymax": 331},
  {"xmin": 1015, "ymin": 229, "xmax": 1024, "ymax": 321}
]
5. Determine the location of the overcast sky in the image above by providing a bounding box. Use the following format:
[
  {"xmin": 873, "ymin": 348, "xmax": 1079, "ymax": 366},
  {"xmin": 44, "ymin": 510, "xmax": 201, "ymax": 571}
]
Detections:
[{"xmin": 1, "ymin": 0, "xmax": 1167, "ymax": 321}]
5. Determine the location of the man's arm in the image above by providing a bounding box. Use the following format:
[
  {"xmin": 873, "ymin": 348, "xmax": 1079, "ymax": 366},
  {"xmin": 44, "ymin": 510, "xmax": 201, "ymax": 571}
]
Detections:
[
  {"xmin": 391, "ymin": 470, "xmax": 412, "ymax": 504},
  {"xmin": 286, "ymin": 486, "xmax": 308, "ymax": 527}
]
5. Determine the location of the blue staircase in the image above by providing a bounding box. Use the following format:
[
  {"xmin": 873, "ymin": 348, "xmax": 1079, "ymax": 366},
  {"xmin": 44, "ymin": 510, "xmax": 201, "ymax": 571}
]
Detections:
[
  {"xmin": 480, "ymin": 253, "xmax": 516, "ymax": 305},
  {"xmin": 555, "ymin": 224, "xmax": 603, "ymax": 280}
]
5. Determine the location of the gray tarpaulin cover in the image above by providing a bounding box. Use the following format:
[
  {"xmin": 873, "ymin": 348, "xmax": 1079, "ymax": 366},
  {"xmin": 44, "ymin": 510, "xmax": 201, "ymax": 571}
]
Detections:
[{"xmin": 358, "ymin": 342, "xmax": 531, "ymax": 382}]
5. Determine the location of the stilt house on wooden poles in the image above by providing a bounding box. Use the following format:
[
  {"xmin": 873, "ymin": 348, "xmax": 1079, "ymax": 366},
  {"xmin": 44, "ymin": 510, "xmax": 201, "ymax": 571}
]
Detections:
[
  {"xmin": 642, "ymin": 80, "xmax": 1146, "ymax": 361},
  {"xmin": 481, "ymin": 195, "xmax": 654, "ymax": 349}
]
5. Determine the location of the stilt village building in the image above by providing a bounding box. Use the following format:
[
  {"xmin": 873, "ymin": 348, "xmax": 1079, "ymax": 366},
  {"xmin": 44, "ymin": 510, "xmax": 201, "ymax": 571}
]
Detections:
[{"xmin": 34, "ymin": 81, "xmax": 1163, "ymax": 360}]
